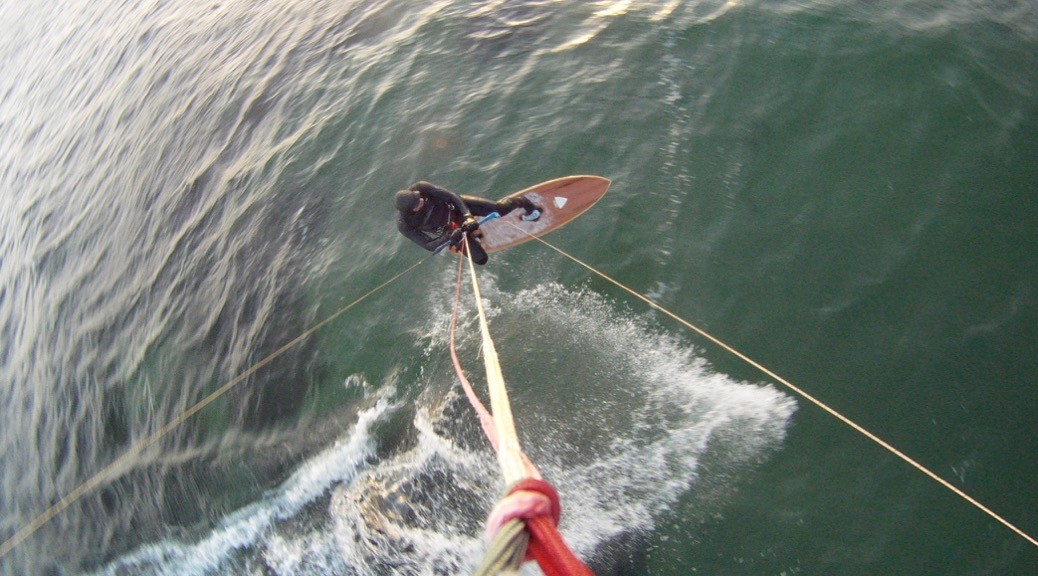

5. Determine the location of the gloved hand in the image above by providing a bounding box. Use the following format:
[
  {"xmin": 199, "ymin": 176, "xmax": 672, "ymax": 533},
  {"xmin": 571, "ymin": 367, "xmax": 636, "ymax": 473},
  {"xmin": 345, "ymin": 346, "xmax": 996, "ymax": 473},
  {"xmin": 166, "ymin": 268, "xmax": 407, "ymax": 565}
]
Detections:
[
  {"xmin": 461, "ymin": 215, "xmax": 480, "ymax": 234},
  {"xmin": 449, "ymin": 227, "xmax": 466, "ymax": 247}
]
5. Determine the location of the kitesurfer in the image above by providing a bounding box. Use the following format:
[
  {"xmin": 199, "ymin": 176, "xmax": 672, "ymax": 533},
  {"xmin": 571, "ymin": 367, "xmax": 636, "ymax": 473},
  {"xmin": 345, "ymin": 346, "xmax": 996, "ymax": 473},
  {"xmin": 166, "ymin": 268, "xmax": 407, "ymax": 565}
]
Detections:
[{"xmin": 395, "ymin": 181, "xmax": 540, "ymax": 265}]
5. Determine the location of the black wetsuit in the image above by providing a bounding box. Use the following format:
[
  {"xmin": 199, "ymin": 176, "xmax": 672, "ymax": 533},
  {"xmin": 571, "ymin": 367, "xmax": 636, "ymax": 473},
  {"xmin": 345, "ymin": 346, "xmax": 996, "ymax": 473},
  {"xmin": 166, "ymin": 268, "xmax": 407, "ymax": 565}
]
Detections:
[{"xmin": 396, "ymin": 181, "xmax": 526, "ymax": 264}]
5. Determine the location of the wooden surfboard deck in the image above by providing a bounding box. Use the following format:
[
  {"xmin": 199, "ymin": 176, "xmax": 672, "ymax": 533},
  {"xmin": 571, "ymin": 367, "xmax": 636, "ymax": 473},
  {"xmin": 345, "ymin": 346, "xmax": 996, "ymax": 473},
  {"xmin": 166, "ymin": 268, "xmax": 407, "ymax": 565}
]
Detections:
[{"xmin": 479, "ymin": 175, "xmax": 611, "ymax": 252}]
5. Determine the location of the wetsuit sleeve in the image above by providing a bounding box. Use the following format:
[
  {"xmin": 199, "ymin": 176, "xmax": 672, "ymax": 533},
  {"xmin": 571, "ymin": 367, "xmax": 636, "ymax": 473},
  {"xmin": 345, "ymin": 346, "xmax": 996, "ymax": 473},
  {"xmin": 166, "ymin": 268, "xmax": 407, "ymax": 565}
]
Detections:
[
  {"xmin": 411, "ymin": 181, "xmax": 473, "ymax": 218},
  {"xmin": 397, "ymin": 213, "xmax": 449, "ymax": 252}
]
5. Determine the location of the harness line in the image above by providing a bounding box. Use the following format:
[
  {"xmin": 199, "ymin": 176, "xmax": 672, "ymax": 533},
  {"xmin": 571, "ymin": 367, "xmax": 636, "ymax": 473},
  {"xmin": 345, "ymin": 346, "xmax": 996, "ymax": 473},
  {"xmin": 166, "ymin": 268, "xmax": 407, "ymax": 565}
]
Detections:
[
  {"xmin": 450, "ymin": 236, "xmax": 594, "ymax": 575},
  {"xmin": 0, "ymin": 259, "xmax": 426, "ymax": 561},
  {"xmin": 514, "ymin": 225, "xmax": 1038, "ymax": 549},
  {"xmin": 461, "ymin": 237, "xmax": 528, "ymax": 485}
]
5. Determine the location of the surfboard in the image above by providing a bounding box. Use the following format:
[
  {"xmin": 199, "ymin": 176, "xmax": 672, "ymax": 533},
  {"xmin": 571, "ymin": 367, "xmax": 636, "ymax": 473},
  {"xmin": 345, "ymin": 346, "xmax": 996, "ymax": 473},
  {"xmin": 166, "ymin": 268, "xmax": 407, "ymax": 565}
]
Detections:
[{"xmin": 478, "ymin": 175, "xmax": 611, "ymax": 252}]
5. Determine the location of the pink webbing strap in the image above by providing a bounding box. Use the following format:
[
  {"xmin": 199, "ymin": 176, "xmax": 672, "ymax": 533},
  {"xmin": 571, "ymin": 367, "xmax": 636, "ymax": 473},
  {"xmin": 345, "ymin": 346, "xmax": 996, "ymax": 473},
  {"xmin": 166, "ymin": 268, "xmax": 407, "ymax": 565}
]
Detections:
[
  {"xmin": 449, "ymin": 254, "xmax": 541, "ymax": 476},
  {"xmin": 449, "ymin": 253, "xmax": 499, "ymax": 450}
]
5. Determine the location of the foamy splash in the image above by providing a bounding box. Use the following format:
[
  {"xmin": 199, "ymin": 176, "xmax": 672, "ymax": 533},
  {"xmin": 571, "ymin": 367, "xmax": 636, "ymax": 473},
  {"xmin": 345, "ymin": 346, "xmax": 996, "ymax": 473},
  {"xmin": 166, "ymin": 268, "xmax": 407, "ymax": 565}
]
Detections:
[{"xmin": 91, "ymin": 275, "xmax": 795, "ymax": 575}]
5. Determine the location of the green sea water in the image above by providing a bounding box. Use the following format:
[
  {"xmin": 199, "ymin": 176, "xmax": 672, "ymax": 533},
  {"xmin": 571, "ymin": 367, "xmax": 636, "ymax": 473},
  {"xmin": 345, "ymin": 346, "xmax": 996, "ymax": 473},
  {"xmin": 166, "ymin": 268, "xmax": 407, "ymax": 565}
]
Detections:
[{"xmin": 1, "ymin": 1, "xmax": 1036, "ymax": 574}]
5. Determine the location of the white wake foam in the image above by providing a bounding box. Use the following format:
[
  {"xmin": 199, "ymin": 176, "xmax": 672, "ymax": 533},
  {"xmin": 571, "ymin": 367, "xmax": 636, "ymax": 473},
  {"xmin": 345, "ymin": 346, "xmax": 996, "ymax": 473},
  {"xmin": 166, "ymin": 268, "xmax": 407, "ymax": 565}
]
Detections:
[{"xmin": 92, "ymin": 278, "xmax": 795, "ymax": 575}]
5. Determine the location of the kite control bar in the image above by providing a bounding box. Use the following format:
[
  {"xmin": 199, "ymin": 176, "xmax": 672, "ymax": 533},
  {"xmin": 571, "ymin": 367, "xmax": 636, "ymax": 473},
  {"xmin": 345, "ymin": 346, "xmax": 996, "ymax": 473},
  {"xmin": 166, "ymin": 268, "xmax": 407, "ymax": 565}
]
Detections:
[{"xmin": 433, "ymin": 212, "xmax": 501, "ymax": 254}]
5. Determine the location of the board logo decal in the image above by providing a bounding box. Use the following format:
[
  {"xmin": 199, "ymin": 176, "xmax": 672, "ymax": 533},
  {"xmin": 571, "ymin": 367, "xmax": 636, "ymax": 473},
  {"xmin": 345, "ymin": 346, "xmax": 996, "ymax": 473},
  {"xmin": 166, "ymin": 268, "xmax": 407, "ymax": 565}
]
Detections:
[{"xmin": 553, "ymin": 196, "xmax": 568, "ymax": 209}]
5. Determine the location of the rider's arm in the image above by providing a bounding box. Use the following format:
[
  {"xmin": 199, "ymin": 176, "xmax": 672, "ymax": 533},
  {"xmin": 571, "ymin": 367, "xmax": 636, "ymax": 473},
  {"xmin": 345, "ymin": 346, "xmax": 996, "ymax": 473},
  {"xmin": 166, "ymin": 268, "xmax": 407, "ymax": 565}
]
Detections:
[{"xmin": 397, "ymin": 214, "xmax": 449, "ymax": 252}]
